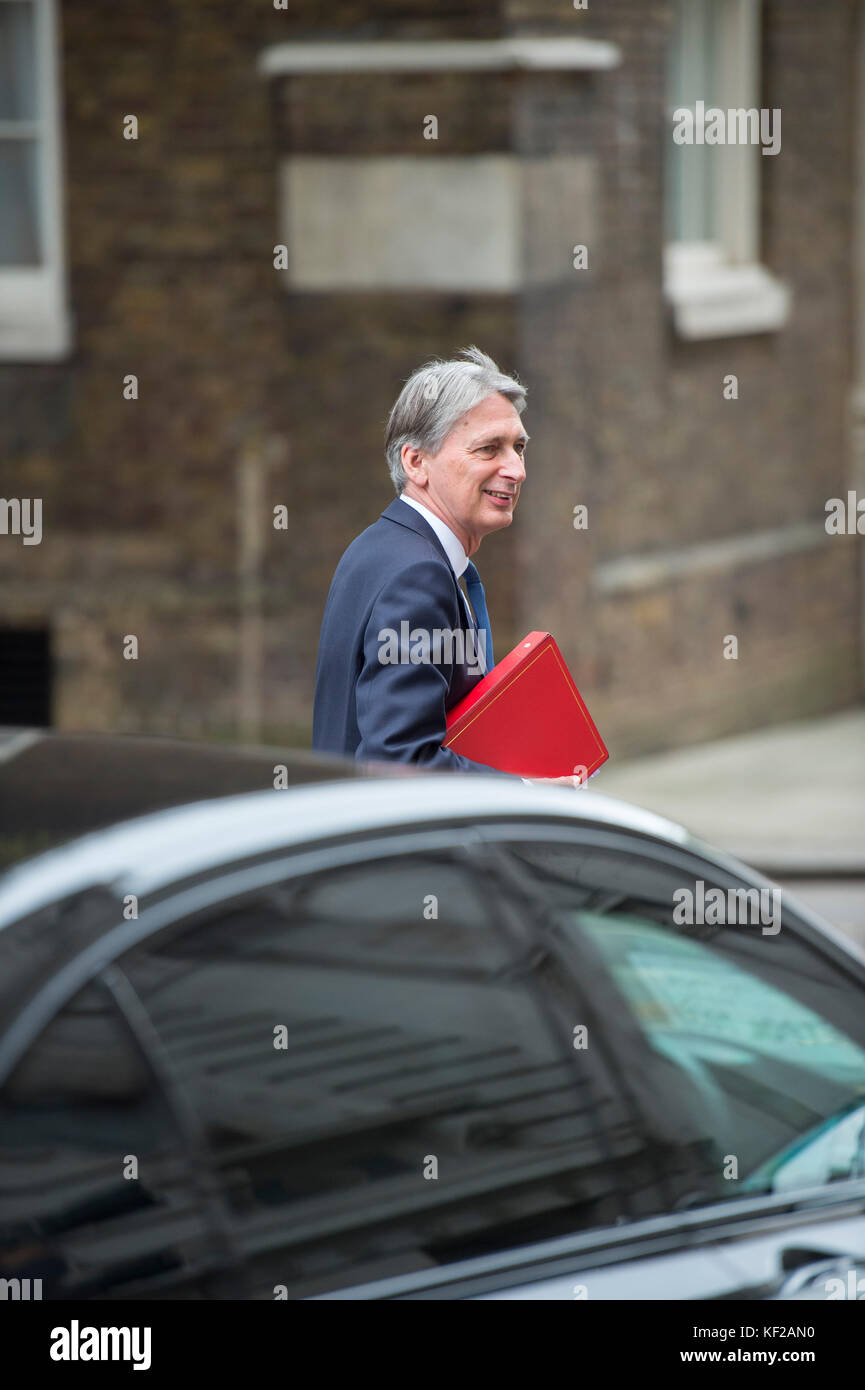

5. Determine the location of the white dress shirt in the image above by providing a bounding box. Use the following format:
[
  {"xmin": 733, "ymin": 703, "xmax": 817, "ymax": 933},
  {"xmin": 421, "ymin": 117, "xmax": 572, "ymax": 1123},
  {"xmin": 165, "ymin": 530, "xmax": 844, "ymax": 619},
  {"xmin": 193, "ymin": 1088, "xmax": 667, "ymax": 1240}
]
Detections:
[{"xmin": 399, "ymin": 494, "xmax": 478, "ymax": 634}]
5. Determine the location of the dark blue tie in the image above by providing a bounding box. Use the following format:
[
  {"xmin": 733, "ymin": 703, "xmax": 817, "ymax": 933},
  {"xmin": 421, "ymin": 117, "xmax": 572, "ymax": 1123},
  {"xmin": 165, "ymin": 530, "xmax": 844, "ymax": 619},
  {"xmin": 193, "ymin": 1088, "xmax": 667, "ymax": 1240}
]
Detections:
[{"xmin": 464, "ymin": 561, "xmax": 495, "ymax": 672}]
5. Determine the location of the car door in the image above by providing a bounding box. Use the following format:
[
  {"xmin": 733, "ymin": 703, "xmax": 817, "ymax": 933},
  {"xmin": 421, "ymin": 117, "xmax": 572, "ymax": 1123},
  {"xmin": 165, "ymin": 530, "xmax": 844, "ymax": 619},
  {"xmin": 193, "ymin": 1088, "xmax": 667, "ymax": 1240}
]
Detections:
[
  {"xmin": 450, "ymin": 821, "xmax": 865, "ymax": 1300},
  {"xmin": 104, "ymin": 829, "xmax": 689, "ymax": 1298},
  {"xmin": 0, "ymin": 969, "xmax": 239, "ymax": 1299}
]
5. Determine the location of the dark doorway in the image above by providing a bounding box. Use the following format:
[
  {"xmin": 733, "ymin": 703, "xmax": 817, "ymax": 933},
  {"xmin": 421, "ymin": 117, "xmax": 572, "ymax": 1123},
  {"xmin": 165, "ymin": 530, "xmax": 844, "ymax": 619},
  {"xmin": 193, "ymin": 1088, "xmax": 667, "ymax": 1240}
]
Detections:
[{"xmin": 0, "ymin": 628, "xmax": 52, "ymax": 727}]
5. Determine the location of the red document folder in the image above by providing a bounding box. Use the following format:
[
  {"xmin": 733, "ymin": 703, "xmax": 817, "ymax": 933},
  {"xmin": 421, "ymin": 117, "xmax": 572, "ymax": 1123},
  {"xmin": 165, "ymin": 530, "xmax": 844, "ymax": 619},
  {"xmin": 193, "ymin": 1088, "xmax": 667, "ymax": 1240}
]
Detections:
[{"xmin": 444, "ymin": 631, "xmax": 608, "ymax": 779}]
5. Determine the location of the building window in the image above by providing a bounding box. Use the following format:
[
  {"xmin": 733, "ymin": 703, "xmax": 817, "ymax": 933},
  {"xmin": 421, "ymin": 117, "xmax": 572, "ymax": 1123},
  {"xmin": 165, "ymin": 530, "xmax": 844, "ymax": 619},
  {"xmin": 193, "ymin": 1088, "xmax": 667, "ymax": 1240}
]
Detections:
[
  {"xmin": 663, "ymin": 0, "xmax": 790, "ymax": 340},
  {"xmin": 0, "ymin": 0, "xmax": 70, "ymax": 359}
]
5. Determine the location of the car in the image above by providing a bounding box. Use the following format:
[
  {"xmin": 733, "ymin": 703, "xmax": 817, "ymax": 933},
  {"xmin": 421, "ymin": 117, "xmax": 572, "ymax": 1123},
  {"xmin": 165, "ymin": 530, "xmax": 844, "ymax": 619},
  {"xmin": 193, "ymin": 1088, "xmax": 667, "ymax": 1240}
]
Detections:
[{"xmin": 1, "ymin": 729, "xmax": 865, "ymax": 1301}]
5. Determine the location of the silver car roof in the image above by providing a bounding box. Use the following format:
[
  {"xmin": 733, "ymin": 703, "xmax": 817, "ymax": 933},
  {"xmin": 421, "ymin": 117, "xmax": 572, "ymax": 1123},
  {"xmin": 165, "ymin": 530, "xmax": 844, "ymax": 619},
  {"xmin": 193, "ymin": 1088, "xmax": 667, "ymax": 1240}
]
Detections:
[{"xmin": 0, "ymin": 775, "xmax": 690, "ymax": 929}]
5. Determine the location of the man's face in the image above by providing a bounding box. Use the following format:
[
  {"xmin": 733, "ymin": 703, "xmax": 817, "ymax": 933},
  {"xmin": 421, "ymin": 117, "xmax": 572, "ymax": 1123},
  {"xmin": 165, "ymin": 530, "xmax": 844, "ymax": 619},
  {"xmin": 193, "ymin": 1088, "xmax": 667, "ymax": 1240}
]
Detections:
[{"xmin": 401, "ymin": 393, "xmax": 528, "ymax": 556}]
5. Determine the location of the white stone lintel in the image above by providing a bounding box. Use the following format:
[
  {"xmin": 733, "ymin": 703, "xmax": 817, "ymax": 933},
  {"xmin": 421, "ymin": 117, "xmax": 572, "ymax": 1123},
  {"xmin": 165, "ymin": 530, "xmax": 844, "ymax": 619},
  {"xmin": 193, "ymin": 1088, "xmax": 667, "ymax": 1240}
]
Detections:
[{"xmin": 257, "ymin": 37, "xmax": 622, "ymax": 78}]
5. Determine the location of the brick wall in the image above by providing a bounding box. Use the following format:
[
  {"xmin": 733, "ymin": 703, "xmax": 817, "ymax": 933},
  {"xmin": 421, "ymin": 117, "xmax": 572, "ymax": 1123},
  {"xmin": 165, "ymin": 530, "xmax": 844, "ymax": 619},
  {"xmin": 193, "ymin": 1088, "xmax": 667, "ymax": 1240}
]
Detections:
[{"xmin": 0, "ymin": 0, "xmax": 860, "ymax": 755}]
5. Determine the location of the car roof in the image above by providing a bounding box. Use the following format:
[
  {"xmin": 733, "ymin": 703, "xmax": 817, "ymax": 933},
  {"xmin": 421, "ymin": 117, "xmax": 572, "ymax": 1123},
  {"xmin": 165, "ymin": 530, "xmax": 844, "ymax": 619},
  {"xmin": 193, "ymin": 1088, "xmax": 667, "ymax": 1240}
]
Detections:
[
  {"xmin": 0, "ymin": 769, "xmax": 693, "ymax": 930},
  {"xmin": 0, "ymin": 728, "xmax": 365, "ymax": 853}
]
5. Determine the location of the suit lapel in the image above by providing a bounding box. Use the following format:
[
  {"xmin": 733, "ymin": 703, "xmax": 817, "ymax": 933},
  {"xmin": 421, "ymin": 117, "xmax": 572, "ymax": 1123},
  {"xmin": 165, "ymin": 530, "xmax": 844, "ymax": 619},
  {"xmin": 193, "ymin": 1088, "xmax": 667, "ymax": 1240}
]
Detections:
[{"xmin": 380, "ymin": 498, "xmax": 480, "ymax": 679}]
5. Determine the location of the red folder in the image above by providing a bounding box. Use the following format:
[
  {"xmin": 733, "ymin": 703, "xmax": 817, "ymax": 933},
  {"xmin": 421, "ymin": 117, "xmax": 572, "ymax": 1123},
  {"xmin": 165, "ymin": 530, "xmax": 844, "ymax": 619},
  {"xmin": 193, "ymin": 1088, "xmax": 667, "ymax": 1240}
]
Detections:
[{"xmin": 444, "ymin": 631, "xmax": 608, "ymax": 780}]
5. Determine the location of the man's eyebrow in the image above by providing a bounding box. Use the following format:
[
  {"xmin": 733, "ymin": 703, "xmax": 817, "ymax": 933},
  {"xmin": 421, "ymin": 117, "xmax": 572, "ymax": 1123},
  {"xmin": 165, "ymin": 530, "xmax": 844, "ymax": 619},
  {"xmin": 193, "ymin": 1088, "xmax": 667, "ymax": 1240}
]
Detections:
[{"xmin": 470, "ymin": 431, "xmax": 530, "ymax": 447}]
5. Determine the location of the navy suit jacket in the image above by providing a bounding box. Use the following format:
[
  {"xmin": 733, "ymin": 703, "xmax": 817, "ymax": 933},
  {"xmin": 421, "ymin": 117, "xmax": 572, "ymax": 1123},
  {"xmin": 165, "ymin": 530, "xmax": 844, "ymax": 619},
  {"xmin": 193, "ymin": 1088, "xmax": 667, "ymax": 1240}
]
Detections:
[{"xmin": 313, "ymin": 498, "xmax": 514, "ymax": 774}]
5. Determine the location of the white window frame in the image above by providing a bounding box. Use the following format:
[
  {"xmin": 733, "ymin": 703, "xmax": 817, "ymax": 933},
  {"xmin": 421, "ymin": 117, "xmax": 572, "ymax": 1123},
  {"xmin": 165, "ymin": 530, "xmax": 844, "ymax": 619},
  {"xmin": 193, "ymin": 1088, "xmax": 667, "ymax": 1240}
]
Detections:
[
  {"xmin": 663, "ymin": 0, "xmax": 791, "ymax": 340},
  {"xmin": 0, "ymin": 0, "xmax": 71, "ymax": 360}
]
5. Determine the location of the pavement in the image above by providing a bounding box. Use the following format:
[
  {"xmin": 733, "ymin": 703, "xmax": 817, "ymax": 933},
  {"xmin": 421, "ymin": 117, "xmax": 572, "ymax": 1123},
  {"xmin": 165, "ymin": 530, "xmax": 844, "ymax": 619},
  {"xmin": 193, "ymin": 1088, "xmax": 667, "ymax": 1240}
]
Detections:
[
  {"xmin": 594, "ymin": 707, "xmax": 865, "ymax": 946},
  {"xmin": 597, "ymin": 707, "xmax": 865, "ymax": 873}
]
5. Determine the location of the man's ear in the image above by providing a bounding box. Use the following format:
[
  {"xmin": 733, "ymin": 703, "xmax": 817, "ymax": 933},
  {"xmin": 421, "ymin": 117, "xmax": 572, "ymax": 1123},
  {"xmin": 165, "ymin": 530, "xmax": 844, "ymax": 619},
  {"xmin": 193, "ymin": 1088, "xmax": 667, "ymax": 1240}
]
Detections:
[{"xmin": 401, "ymin": 442, "xmax": 428, "ymax": 485}]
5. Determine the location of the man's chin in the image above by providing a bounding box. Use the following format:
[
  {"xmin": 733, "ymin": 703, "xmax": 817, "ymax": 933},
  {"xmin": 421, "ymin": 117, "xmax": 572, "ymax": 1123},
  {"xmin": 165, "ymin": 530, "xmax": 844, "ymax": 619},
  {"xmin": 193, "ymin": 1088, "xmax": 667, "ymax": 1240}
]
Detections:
[{"xmin": 468, "ymin": 505, "xmax": 516, "ymax": 544}]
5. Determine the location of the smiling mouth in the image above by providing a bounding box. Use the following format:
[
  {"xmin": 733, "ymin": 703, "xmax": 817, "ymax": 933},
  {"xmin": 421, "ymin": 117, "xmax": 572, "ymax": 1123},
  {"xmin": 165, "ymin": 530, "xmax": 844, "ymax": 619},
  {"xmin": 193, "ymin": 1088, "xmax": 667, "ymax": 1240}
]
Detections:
[{"xmin": 484, "ymin": 490, "xmax": 514, "ymax": 502}]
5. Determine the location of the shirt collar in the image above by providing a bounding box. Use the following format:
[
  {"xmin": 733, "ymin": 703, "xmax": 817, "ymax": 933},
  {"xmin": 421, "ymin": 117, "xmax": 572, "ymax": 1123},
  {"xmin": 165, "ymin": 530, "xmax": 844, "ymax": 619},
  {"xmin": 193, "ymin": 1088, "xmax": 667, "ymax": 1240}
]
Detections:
[{"xmin": 399, "ymin": 495, "xmax": 469, "ymax": 578}]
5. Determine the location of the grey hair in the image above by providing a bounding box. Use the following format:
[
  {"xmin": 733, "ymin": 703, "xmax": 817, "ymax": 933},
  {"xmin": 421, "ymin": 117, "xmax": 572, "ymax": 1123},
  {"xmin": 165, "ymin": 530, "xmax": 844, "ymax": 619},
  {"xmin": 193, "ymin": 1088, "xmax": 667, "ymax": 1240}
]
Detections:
[{"xmin": 384, "ymin": 345, "xmax": 527, "ymax": 495}]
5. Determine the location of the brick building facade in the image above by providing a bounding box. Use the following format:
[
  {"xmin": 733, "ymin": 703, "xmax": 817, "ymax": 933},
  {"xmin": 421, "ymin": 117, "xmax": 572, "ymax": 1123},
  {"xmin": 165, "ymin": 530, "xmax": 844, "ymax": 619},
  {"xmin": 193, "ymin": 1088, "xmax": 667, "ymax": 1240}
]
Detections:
[{"xmin": 1, "ymin": 0, "xmax": 862, "ymax": 756}]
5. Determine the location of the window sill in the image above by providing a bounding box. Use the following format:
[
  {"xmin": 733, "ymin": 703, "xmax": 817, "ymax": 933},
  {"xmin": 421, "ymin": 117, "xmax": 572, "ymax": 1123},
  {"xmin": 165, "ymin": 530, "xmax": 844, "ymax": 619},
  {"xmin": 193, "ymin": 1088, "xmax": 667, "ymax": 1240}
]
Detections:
[
  {"xmin": 0, "ymin": 315, "xmax": 71, "ymax": 361},
  {"xmin": 664, "ymin": 244, "xmax": 791, "ymax": 341},
  {"xmin": 0, "ymin": 270, "xmax": 72, "ymax": 361}
]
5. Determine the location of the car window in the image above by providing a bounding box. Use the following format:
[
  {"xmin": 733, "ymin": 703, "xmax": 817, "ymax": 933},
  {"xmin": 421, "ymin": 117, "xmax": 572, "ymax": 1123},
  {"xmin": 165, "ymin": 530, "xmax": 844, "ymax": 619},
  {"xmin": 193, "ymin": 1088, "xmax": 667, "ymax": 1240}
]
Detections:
[
  {"xmin": 116, "ymin": 851, "xmax": 652, "ymax": 1297},
  {"xmin": 0, "ymin": 978, "xmax": 233, "ymax": 1299},
  {"xmin": 506, "ymin": 838, "xmax": 865, "ymax": 1202}
]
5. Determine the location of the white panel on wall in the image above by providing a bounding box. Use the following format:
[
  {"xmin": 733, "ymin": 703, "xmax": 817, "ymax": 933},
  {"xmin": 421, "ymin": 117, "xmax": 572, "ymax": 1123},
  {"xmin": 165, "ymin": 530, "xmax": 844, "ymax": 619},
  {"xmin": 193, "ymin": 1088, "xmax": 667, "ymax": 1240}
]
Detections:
[
  {"xmin": 280, "ymin": 155, "xmax": 521, "ymax": 292},
  {"xmin": 280, "ymin": 154, "xmax": 597, "ymax": 292}
]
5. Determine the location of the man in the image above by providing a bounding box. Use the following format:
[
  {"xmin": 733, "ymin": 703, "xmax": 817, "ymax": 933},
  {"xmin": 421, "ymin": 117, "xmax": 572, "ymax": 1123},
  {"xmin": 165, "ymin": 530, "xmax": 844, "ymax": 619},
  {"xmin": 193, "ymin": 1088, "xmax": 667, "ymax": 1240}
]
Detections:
[{"xmin": 313, "ymin": 346, "xmax": 578, "ymax": 785}]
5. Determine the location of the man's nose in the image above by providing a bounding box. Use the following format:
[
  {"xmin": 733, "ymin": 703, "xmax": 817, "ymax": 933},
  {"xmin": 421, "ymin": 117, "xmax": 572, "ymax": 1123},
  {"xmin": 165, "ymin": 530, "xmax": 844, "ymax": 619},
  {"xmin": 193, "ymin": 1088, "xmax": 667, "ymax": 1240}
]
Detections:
[{"xmin": 501, "ymin": 448, "xmax": 526, "ymax": 481}]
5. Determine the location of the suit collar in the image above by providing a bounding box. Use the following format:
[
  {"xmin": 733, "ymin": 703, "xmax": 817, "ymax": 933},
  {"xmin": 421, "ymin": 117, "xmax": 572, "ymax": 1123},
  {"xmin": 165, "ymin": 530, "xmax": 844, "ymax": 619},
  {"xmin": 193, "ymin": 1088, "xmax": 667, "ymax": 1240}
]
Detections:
[
  {"xmin": 397, "ymin": 495, "xmax": 470, "ymax": 578},
  {"xmin": 381, "ymin": 495, "xmax": 453, "ymax": 569}
]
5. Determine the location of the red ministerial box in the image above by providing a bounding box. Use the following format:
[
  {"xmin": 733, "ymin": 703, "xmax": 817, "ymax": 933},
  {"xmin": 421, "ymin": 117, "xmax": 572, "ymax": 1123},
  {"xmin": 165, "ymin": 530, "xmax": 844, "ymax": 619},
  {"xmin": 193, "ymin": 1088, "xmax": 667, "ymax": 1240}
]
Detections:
[{"xmin": 444, "ymin": 631, "xmax": 609, "ymax": 779}]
